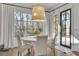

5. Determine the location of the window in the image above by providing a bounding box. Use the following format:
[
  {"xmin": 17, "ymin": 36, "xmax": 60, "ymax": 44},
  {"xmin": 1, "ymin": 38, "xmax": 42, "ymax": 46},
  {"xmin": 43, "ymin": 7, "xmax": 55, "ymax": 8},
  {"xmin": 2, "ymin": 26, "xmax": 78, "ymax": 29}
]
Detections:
[
  {"xmin": 60, "ymin": 9, "xmax": 71, "ymax": 48},
  {"xmin": 14, "ymin": 11, "xmax": 44, "ymax": 36}
]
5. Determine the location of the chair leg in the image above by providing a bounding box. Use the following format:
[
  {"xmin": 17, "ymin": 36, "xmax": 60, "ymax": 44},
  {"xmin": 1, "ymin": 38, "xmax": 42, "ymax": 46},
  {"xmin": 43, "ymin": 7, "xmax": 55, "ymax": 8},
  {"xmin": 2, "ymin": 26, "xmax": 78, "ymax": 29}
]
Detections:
[
  {"xmin": 31, "ymin": 47, "xmax": 35, "ymax": 56},
  {"xmin": 26, "ymin": 49, "xmax": 31, "ymax": 56},
  {"xmin": 53, "ymin": 48, "xmax": 55, "ymax": 56},
  {"xmin": 30, "ymin": 48, "xmax": 33, "ymax": 56},
  {"xmin": 51, "ymin": 48, "xmax": 55, "ymax": 56},
  {"xmin": 18, "ymin": 51, "xmax": 21, "ymax": 56},
  {"xmin": 18, "ymin": 51, "xmax": 22, "ymax": 56},
  {"xmin": 18, "ymin": 51, "xmax": 19, "ymax": 56}
]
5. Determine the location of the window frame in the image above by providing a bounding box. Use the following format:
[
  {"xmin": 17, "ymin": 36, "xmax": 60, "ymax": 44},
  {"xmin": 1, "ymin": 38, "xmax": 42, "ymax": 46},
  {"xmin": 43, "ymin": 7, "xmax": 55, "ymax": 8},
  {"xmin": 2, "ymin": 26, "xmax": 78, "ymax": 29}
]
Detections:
[{"xmin": 60, "ymin": 8, "xmax": 71, "ymax": 48}]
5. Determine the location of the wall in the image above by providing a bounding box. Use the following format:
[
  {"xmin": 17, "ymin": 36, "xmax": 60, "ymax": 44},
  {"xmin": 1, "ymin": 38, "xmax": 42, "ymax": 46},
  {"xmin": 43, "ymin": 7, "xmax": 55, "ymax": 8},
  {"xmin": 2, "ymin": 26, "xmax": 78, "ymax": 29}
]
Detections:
[{"xmin": 49, "ymin": 3, "xmax": 79, "ymax": 51}]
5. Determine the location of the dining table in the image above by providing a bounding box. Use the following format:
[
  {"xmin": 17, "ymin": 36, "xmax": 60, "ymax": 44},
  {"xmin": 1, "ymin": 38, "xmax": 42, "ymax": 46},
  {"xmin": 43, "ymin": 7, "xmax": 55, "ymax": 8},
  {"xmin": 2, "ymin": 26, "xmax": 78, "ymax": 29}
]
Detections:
[
  {"xmin": 21, "ymin": 36, "xmax": 37, "ymax": 46},
  {"xmin": 20, "ymin": 35, "xmax": 48, "ymax": 55}
]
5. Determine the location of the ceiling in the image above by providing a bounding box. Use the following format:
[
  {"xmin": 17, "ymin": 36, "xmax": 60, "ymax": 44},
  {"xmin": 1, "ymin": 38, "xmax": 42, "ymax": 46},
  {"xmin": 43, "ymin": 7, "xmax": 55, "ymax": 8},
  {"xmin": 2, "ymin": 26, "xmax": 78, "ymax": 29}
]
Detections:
[{"xmin": 10, "ymin": 3, "xmax": 65, "ymax": 12}]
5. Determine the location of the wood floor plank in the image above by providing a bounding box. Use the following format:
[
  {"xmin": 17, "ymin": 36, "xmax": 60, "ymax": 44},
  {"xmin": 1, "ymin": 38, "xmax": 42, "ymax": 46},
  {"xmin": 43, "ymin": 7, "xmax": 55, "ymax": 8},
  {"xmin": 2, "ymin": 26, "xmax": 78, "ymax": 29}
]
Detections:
[{"xmin": 0, "ymin": 47, "xmax": 78, "ymax": 56}]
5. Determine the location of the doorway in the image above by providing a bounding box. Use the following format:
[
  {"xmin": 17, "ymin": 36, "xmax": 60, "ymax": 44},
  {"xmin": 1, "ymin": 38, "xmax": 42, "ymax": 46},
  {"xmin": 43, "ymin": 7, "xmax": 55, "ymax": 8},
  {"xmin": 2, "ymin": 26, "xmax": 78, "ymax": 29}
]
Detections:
[{"xmin": 60, "ymin": 9, "xmax": 71, "ymax": 48}]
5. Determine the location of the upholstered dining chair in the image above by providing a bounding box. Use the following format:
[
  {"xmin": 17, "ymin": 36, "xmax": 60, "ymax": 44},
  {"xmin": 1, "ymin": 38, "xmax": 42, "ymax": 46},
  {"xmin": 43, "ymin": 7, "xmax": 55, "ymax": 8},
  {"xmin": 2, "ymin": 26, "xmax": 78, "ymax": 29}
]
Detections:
[
  {"xmin": 16, "ymin": 35, "xmax": 34, "ymax": 56},
  {"xmin": 35, "ymin": 35, "xmax": 48, "ymax": 56},
  {"xmin": 48, "ymin": 32, "xmax": 58, "ymax": 56}
]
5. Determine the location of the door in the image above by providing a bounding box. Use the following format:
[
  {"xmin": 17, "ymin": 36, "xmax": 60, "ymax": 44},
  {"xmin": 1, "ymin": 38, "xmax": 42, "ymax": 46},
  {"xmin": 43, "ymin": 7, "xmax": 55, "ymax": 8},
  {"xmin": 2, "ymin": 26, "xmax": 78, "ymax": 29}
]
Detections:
[{"xmin": 60, "ymin": 9, "xmax": 71, "ymax": 48}]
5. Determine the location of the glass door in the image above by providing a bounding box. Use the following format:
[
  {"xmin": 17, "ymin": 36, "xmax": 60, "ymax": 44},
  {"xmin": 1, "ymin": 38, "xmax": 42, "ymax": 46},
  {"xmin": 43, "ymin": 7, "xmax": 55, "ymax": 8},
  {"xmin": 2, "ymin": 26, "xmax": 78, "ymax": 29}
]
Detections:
[{"xmin": 60, "ymin": 9, "xmax": 71, "ymax": 48}]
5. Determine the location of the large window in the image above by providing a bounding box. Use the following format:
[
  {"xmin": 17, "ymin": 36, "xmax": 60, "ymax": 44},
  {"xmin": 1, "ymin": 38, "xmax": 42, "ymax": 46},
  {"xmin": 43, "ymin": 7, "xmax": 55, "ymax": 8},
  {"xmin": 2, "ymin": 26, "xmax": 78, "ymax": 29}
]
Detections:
[
  {"xmin": 14, "ymin": 11, "xmax": 44, "ymax": 36},
  {"xmin": 60, "ymin": 9, "xmax": 71, "ymax": 48}
]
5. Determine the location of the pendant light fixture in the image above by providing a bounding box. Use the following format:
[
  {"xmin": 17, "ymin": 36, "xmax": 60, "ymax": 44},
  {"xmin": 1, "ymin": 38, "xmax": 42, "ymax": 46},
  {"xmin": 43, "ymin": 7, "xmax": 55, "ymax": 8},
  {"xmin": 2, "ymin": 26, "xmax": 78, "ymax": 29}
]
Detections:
[{"xmin": 32, "ymin": 6, "xmax": 46, "ymax": 22}]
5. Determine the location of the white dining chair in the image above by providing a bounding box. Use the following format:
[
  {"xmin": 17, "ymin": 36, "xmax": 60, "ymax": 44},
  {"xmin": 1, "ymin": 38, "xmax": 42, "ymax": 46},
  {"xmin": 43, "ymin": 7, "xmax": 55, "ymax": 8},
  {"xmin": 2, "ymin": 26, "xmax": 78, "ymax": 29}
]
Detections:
[
  {"xmin": 48, "ymin": 32, "xmax": 58, "ymax": 56},
  {"xmin": 16, "ymin": 35, "xmax": 34, "ymax": 56},
  {"xmin": 35, "ymin": 35, "xmax": 48, "ymax": 56}
]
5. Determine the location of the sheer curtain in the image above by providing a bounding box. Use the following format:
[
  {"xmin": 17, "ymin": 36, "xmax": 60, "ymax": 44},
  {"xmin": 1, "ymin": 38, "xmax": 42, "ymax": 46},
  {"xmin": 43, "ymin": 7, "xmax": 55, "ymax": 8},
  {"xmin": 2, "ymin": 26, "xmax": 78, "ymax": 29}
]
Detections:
[
  {"xmin": 0, "ymin": 4, "xmax": 1, "ymax": 44},
  {"xmin": 0, "ymin": 4, "xmax": 32, "ymax": 49},
  {"xmin": 0, "ymin": 4, "xmax": 15, "ymax": 49}
]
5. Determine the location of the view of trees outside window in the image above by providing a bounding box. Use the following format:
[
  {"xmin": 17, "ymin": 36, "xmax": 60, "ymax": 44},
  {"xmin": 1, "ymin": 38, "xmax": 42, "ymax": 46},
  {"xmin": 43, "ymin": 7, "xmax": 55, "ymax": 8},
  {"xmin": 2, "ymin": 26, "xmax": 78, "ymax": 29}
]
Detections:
[
  {"xmin": 60, "ymin": 9, "xmax": 71, "ymax": 48},
  {"xmin": 14, "ymin": 11, "xmax": 44, "ymax": 36}
]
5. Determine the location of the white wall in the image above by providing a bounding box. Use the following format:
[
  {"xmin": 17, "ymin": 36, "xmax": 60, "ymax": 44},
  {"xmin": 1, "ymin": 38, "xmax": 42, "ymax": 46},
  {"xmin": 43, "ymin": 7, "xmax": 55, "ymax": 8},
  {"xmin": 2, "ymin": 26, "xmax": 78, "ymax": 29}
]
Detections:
[{"xmin": 49, "ymin": 3, "xmax": 79, "ymax": 51}]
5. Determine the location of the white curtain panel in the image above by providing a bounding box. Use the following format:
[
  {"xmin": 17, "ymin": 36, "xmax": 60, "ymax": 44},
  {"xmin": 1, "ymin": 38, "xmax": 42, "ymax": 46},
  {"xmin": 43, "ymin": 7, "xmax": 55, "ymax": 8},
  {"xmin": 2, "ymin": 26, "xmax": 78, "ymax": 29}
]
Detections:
[
  {"xmin": 0, "ymin": 4, "xmax": 32, "ymax": 49},
  {"xmin": 0, "ymin": 4, "xmax": 1, "ymax": 44},
  {"xmin": 0, "ymin": 4, "xmax": 17, "ymax": 49}
]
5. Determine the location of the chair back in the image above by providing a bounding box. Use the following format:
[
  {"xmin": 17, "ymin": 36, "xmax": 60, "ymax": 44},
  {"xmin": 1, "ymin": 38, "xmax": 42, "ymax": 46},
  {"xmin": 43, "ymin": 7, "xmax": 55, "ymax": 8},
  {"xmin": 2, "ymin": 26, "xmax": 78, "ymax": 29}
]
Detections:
[
  {"xmin": 53, "ymin": 32, "xmax": 58, "ymax": 43},
  {"xmin": 51, "ymin": 32, "xmax": 58, "ymax": 48},
  {"xmin": 36, "ymin": 35, "xmax": 48, "ymax": 55}
]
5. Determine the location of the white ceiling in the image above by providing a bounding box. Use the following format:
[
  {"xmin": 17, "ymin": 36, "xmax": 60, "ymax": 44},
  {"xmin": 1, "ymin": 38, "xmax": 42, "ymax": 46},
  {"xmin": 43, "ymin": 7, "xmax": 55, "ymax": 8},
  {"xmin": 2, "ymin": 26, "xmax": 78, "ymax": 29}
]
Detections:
[{"xmin": 11, "ymin": 3, "xmax": 65, "ymax": 12}]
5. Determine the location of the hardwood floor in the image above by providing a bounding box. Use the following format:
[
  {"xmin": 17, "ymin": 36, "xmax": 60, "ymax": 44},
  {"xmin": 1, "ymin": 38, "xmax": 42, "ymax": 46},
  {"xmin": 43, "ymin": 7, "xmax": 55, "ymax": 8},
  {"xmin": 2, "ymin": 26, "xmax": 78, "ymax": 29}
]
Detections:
[
  {"xmin": 72, "ymin": 51, "xmax": 79, "ymax": 56},
  {"xmin": 0, "ymin": 47, "xmax": 79, "ymax": 56},
  {"xmin": 0, "ymin": 48, "xmax": 18, "ymax": 56}
]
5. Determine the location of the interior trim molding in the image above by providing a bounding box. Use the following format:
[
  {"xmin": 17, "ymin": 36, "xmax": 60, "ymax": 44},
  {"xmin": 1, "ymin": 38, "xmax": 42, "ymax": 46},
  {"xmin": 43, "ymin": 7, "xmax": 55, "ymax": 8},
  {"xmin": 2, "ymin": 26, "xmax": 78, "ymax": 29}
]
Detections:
[
  {"xmin": 1, "ymin": 3, "xmax": 49, "ymax": 12},
  {"xmin": 1, "ymin": 3, "xmax": 68, "ymax": 13},
  {"xmin": 49, "ymin": 3, "xmax": 68, "ymax": 12},
  {"xmin": 2, "ymin": 3, "xmax": 32, "ymax": 9}
]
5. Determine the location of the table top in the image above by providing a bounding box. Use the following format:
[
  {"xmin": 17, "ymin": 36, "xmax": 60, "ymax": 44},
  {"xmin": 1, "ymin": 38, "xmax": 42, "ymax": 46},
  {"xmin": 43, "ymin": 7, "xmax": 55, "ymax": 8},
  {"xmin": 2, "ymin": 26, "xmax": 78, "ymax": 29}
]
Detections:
[{"xmin": 21, "ymin": 36, "xmax": 37, "ymax": 42}]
